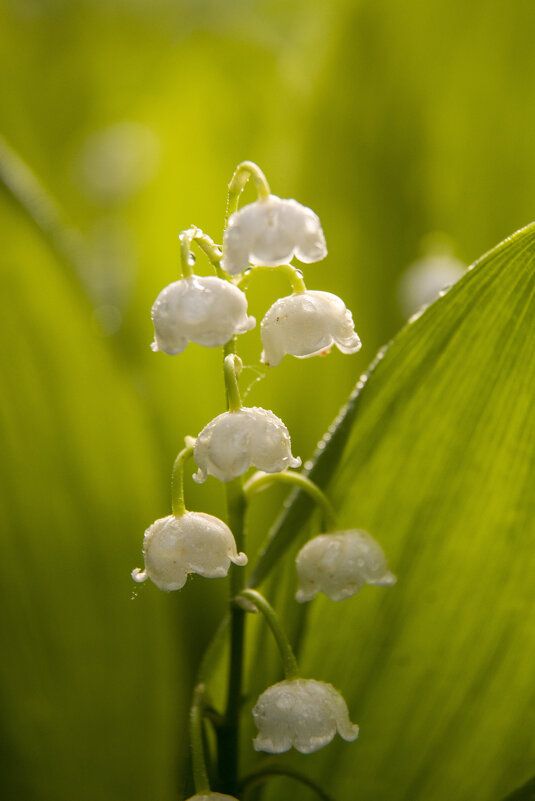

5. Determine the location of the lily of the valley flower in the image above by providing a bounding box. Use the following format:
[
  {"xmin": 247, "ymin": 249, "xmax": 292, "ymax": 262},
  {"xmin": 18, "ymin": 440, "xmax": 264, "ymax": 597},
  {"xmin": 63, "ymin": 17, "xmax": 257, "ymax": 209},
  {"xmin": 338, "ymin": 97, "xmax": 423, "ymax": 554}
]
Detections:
[
  {"xmin": 193, "ymin": 407, "xmax": 301, "ymax": 483},
  {"xmin": 185, "ymin": 795, "xmax": 239, "ymax": 801},
  {"xmin": 295, "ymin": 530, "xmax": 396, "ymax": 602},
  {"xmin": 253, "ymin": 679, "xmax": 359, "ymax": 754},
  {"xmin": 260, "ymin": 290, "xmax": 361, "ymax": 366},
  {"xmin": 131, "ymin": 512, "xmax": 247, "ymax": 591},
  {"xmin": 151, "ymin": 275, "xmax": 255, "ymax": 355},
  {"xmin": 221, "ymin": 195, "xmax": 327, "ymax": 275}
]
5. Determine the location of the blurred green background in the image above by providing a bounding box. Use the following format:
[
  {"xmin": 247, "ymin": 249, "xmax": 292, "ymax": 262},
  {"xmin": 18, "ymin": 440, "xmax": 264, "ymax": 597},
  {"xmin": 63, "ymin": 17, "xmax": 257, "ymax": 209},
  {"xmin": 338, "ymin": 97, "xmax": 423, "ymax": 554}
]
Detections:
[{"xmin": 1, "ymin": 0, "xmax": 535, "ymax": 799}]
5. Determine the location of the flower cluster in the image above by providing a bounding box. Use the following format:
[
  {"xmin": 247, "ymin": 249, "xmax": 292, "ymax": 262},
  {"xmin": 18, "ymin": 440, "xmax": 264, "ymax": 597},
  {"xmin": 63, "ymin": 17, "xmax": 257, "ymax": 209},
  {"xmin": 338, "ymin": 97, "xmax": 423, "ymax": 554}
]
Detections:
[{"xmin": 133, "ymin": 162, "xmax": 397, "ymax": 798}]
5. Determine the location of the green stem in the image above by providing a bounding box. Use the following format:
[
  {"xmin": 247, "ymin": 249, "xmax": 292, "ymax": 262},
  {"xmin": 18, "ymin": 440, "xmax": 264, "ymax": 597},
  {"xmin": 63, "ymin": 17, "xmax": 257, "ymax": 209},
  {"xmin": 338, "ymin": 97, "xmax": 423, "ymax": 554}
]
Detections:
[
  {"xmin": 237, "ymin": 263, "xmax": 307, "ymax": 294},
  {"xmin": 170, "ymin": 441, "xmax": 195, "ymax": 517},
  {"xmin": 190, "ymin": 684, "xmax": 211, "ymax": 795},
  {"xmin": 223, "ymin": 353, "xmax": 243, "ymax": 412},
  {"xmin": 219, "ymin": 339, "xmax": 248, "ymax": 796},
  {"xmin": 243, "ymin": 470, "xmax": 338, "ymax": 532},
  {"xmin": 240, "ymin": 765, "xmax": 336, "ymax": 801},
  {"xmin": 220, "ymin": 475, "xmax": 247, "ymax": 795},
  {"xmin": 187, "ymin": 226, "xmax": 227, "ymax": 279},
  {"xmin": 179, "ymin": 230, "xmax": 194, "ymax": 278},
  {"xmin": 226, "ymin": 160, "xmax": 271, "ymax": 223},
  {"xmin": 236, "ymin": 589, "xmax": 299, "ymax": 679}
]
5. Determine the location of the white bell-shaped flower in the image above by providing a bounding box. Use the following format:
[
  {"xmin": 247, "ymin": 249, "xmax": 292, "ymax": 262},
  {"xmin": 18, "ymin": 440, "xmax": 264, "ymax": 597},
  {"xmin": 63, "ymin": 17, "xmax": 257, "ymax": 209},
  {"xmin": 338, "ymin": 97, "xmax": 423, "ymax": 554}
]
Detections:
[
  {"xmin": 185, "ymin": 795, "xmax": 239, "ymax": 801},
  {"xmin": 151, "ymin": 274, "xmax": 255, "ymax": 355},
  {"xmin": 221, "ymin": 195, "xmax": 327, "ymax": 275},
  {"xmin": 296, "ymin": 530, "xmax": 396, "ymax": 602},
  {"xmin": 260, "ymin": 290, "xmax": 361, "ymax": 366},
  {"xmin": 253, "ymin": 679, "xmax": 359, "ymax": 754},
  {"xmin": 131, "ymin": 512, "xmax": 247, "ymax": 591},
  {"xmin": 193, "ymin": 406, "xmax": 301, "ymax": 483}
]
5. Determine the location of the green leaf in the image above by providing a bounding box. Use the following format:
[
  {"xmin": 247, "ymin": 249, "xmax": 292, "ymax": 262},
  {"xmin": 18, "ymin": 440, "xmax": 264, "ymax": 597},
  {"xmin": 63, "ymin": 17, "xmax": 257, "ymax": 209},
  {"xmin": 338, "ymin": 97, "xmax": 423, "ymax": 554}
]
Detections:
[
  {"xmin": 0, "ymin": 197, "xmax": 183, "ymax": 801},
  {"xmin": 502, "ymin": 777, "xmax": 535, "ymax": 801},
  {"xmin": 257, "ymin": 223, "xmax": 535, "ymax": 801}
]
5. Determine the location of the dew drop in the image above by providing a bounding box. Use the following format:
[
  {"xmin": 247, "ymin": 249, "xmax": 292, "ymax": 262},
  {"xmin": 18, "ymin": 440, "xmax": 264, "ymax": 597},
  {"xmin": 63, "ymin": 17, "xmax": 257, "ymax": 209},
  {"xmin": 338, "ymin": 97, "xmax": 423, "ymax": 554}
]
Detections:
[{"xmin": 188, "ymin": 253, "xmax": 196, "ymax": 266}]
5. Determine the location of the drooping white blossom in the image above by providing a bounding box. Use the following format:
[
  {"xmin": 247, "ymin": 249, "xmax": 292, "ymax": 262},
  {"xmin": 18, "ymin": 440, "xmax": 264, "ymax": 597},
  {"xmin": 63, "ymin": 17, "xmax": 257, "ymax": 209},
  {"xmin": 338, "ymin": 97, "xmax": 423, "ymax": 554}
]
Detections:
[
  {"xmin": 131, "ymin": 512, "xmax": 247, "ymax": 591},
  {"xmin": 253, "ymin": 679, "xmax": 359, "ymax": 754},
  {"xmin": 295, "ymin": 530, "xmax": 396, "ymax": 602},
  {"xmin": 151, "ymin": 275, "xmax": 255, "ymax": 355},
  {"xmin": 185, "ymin": 795, "xmax": 239, "ymax": 801},
  {"xmin": 193, "ymin": 407, "xmax": 301, "ymax": 483},
  {"xmin": 260, "ymin": 290, "xmax": 361, "ymax": 366},
  {"xmin": 221, "ymin": 195, "xmax": 327, "ymax": 275}
]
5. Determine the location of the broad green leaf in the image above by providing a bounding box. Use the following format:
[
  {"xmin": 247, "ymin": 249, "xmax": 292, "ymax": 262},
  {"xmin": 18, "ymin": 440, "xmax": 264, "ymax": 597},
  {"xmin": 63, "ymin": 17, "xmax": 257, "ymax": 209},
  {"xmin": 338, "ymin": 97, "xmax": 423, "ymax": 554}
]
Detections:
[
  {"xmin": 256, "ymin": 223, "xmax": 535, "ymax": 801},
  {"xmin": 0, "ymin": 196, "xmax": 183, "ymax": 801},
  {"xmin": 503, "ymin": 777, "xmax": 535, "ymax": 801}
]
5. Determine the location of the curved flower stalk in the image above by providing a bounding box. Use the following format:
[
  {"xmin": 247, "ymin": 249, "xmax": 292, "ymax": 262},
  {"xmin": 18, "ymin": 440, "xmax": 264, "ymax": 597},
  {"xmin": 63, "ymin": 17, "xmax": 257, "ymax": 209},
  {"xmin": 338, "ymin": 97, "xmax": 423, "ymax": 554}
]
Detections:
[
  {"xmin": 151, "ymin": 275, "xmax": 255, "ymax": 355},
  {"xmin": 253, "ymin": 679, "xmax": 359, "ymax": 754},
  {"xmin": 193, "ymin": 406, "xmax": 301, "ymax": 483},
  {"xmin": 261, "ymin": 290, "xmax": 361, "ymax": 366},
  {"xmin": 221, "ymin": 194, "xmax": 327, "ymax": 275},
  {"xmin": 295, "ymin": 529, "xmax": 396, "ymax": 602},
  {"xmin": 131, "ymin": 512, "xmax": 247, "ymax": 591}
]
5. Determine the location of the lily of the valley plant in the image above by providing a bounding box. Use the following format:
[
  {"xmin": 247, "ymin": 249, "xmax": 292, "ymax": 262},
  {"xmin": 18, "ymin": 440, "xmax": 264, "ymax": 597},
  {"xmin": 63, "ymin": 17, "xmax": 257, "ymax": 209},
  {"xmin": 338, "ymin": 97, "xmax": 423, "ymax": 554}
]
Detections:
[{"xmin": 132, "ymin": 162, "xmax": 396, "ymax": 800}]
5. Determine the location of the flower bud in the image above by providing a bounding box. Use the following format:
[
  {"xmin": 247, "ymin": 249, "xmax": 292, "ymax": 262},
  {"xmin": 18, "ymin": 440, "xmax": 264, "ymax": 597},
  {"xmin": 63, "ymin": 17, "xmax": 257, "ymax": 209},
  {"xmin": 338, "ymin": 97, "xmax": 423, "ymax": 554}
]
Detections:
[
  {"xmin": 296, "ymin": 530, "xmax": 396, "ymax": 602},
  {"xmin": 261, "ymin": 290, "xmax": 361, "ymax": 366},
  {"xmin": 131, "ymin": 512, "xmax": 247, "ymax": 591},
  {"xmin": 221, "ymin": 194, "xmax": 327, "ymax": 275},
  {"xmin": 193, "ymin": 407, "xmax": 301, "ymax": 483},
  {"xmin": 253, "ymin": 679, "xmax": 358, "ymax": 754},
  {"xmin": 151, "ymin": 275, "xmax": 255, "ymax": 355}
]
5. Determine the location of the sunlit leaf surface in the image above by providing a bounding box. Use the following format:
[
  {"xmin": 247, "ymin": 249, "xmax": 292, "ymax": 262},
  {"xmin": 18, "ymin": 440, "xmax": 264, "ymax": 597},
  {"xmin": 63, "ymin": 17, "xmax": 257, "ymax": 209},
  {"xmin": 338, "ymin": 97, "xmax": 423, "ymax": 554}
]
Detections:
[{"xmin": 257, "ymin": 224, "xmax": 535, "ymax": 801}]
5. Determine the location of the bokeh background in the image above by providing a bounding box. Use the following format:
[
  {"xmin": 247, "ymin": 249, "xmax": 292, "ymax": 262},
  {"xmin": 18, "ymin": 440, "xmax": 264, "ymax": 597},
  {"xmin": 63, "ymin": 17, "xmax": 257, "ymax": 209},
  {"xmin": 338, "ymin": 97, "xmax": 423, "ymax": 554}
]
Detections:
[{"xmin": 1, "ymin": 1, "xmax": 535, "ymax": 799}]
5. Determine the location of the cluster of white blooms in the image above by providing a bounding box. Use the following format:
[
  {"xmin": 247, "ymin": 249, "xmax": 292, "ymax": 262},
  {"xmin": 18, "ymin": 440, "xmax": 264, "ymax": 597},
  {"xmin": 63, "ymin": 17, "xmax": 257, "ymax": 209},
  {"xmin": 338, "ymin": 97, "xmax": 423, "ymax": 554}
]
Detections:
[
  {"xmin": 295, "ymin": 529, "xmax": 396, "ymax": 602},
  {"xmin": 134, "ymin": 166, "xmax": 398, "ymax": 795},
  {"xmin": 252, "ymin": 678, "xmax": 359, "ymax": 754},
  {"xmin": 150, "ymin": 193, "xmax": 360, "ymax": 366},
  {"xmin": 132, "ymin": 512, "xmax": 247, "ymax": 591}
]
